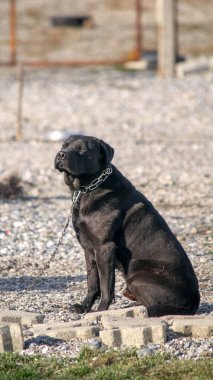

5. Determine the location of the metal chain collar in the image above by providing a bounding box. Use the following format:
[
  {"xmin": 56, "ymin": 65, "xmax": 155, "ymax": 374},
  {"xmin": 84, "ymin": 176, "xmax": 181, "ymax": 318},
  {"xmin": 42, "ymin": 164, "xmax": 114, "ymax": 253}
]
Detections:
[{"xmin": 72, "ymin": 166, "xmax": 113, "ymax": 203}]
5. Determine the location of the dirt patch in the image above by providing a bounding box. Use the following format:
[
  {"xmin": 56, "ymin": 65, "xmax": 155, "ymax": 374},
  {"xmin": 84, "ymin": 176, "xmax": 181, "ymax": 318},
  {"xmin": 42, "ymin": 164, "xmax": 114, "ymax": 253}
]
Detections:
[{"xmin": 0, "ymin": 174, "xmax": 25, "ymax": 199}]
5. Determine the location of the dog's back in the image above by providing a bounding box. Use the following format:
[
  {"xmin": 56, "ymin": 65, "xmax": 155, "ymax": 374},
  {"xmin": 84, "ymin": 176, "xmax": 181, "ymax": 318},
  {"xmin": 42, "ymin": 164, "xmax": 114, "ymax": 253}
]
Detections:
[{"xmin": 111, "ymin": 165, "xmax": 200, "ymax": 316}]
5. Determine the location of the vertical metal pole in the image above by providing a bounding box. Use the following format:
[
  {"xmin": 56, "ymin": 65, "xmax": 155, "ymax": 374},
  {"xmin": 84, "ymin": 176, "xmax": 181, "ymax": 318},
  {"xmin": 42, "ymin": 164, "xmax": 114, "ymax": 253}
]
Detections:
[
  {"xmin": 16, "ymin": 65, "xmax": 24, "ymax": 141},
  {"xmin": 175, "ymin": 0, "xmax": 179, "ymax": 64},
  {"xmin": 156, "ymin": 0, "xmax": 176, "ymax": 76},
  {"xmin": 9, "ymin": 0, "xmax": 17, "ymax": 65},
  {"xmin": 135, "ymin": 0, "xmax": 142, "ymax": 60}
]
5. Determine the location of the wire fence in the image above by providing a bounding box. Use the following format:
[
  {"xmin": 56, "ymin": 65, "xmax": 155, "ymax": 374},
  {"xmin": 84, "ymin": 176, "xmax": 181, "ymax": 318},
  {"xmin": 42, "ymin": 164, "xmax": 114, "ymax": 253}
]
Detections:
[{"xmin": 1, "ymin": 1, "xmax": 212, "ymax": 67}]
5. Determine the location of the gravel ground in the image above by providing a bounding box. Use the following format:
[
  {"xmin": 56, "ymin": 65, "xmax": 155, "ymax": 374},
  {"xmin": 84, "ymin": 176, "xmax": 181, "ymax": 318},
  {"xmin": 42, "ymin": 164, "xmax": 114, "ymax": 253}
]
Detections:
[{"xmin": 0, "ymin": 67, "xmax": 212, "ymax": 359}]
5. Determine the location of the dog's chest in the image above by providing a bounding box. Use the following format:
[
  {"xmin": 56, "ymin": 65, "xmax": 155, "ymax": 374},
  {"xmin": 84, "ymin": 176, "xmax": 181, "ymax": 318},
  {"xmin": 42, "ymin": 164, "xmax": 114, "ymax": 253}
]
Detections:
[
  {"xmin": 72, "ymin": 198, "xmax": 119, "ymax": 248},
  {"xmin": 72, "ymin": 213, "xmax": 96, "ymax": 249}
]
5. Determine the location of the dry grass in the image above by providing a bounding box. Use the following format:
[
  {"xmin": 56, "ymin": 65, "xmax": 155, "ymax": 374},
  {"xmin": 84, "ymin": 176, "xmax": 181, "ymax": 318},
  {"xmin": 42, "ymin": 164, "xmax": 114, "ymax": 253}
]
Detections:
[{"xmin": 0, "ymin": 349, "xmax": 212, "ymax": 380}]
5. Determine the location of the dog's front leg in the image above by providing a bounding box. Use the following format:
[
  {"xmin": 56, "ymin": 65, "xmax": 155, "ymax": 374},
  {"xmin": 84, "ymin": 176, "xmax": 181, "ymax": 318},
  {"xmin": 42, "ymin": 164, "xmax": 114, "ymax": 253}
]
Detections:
[
  {"xmin": 71, "ymin": 248, "xmax": 100, "ymax": 314},
  {"xmin": 81, "ymin": 249, "xmax": 100, "ymax": 312},
  {"xmin": 96, "ymin": 242, "xmax": 115, "ymax": 311}
]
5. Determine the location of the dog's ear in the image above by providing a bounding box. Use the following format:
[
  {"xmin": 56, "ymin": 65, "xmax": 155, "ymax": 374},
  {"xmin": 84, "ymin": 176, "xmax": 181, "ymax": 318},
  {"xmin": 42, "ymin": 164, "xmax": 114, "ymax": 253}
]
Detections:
[{"xmin": 99, "ymin": 140, "xmax": 114, "ymax": 165}]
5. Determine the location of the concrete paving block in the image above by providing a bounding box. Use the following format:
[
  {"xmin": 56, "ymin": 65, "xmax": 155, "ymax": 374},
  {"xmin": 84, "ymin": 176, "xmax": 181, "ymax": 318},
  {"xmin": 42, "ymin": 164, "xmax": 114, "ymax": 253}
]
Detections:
[
  {"xmin": 75, "ymin": 326, "xmax": 100, "ymax": 339},
  {"xmin": 84, "ymin": 306, "xmax": 148, "ymax": 323},
  {"xmin": 0, "ymin": 324, "xmax": 12, "ymax": 352},
  {"xmin": 100, "ymin": 318, "xmax": 166, "ymax": 347},
  {"xmin": 132, "ymin": 306, "xmax": 148, "ymax": 318},
  {"xmin": 9, "ymin": 323, "xmax": 24, "ymax": 351},
  {"xmin": 171, "ymin": 318, "xmax": 213, "ymax": 338},
  {"xmin": 120, "ymin": 326, "xmax": 152, "ymax": 347},
  {"xmin": 176, "ymin": 57, "xmax": 212, "ymax": 78},
  {"xmin": 100, "ymin": 329, "xmax": 122, "ymax": 347},
  {"xmin": 192, "ymin": 320, "xmax": 213, "ymax": 338},
  {"xmin": 33, "ymin": 320, "xmax": 90, "ymax": 332},
  {"xmin": 0, "ymin": 323, "xmax": 24, "ymax": 352},
  {"xmin": 0, "ymin": 310, "xmax": 44, "ymax": 326},
  {"xmin": 100, "ymin": 325, "xmax": 166, "ymax": 348},
  {"xmin": 151, "ymin": 324, "xmax": 167, "ymax": 344},
  {"xmin": 161, "ymin": 315, "xmax": 211, "ymax": 324},
  {"xmin": 101, "ymin": 316, "xmax": 163, "ymax": 330},
  {"xmin": 34, "ymin": 322, "xmax": 100, "ymax": 341}
]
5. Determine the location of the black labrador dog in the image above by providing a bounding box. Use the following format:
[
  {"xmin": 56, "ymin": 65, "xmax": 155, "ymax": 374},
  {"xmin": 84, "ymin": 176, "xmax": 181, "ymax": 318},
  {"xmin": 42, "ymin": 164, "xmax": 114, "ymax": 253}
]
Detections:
[{"xmin": 55, "ymin": 135, "xmax": 200, "ymax": 317}]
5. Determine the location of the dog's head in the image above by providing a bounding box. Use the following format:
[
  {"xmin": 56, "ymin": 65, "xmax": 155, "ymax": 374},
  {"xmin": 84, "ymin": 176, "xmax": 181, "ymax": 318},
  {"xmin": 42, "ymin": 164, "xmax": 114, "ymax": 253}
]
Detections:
[{"xmin": 55, "ymin": 135, "xmax": 114, "ymax": 188}]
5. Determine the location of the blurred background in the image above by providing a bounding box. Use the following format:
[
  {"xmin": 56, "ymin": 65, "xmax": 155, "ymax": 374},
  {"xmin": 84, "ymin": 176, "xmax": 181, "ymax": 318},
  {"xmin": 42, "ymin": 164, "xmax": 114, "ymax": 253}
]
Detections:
[{"xmin": 0, "ymin": 0, "xmax": 212, "ymax": 64}]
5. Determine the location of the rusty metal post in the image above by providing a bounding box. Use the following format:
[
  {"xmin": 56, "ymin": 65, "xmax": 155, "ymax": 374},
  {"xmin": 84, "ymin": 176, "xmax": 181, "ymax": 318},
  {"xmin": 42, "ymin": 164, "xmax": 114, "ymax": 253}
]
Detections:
[
  {"xmin": 16, "ymin": 65, "xmax": 24, "ymax": 140},
  {"xmin": 135, "ymin": 0, "xmax": 142, "ymax": 60},
  {"xmin": 9, "ymin": 0, "xmax": 17, "ymax": 65}
]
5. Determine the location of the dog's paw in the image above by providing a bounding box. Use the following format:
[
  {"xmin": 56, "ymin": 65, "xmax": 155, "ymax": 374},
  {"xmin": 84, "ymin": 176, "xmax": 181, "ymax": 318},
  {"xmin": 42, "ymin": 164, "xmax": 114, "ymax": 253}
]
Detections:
[
  {"xmin": 69, "ymin": 303, "xmax": 85, "ymax": 314},
  {"xmin": 96, "ymin": 300, "xmax": 110, "ymax": 312}
]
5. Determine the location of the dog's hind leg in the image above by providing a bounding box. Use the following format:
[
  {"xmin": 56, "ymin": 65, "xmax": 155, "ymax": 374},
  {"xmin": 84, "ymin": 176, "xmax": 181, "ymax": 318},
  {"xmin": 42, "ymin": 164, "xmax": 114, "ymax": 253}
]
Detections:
[
  {"xmin": 126, "ymin": 271, "xmax": 200, "ymax": 317},
  {"xmin": 123, "ymin": 288, "xmax": 138, "ymax": 301}
]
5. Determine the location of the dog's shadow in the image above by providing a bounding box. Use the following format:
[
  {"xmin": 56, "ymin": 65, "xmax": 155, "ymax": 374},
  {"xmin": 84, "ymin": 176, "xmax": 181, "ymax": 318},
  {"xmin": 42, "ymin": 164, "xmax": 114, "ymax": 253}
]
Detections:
[
  {"xmin": 196, "ymin": 302, "xmax": 213, "ymax": 314},
  {"xmin": 0, "ymin": 275, "xmax": 87, "ymax": 292},
  {"xmin": 0, "ymin": 277, "xmax": 212, "ymax": 316},
  {"xmin": 24, "ymin": 335, "xmax": 64, "ymax": 349}
]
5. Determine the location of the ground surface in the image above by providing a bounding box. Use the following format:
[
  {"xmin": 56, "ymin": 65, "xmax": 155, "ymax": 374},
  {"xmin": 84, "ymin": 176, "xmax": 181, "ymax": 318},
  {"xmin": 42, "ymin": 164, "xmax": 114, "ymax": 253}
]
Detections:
[{"xmin": 0, "ymin": 67, "xmax": 212, "ymax": 358}]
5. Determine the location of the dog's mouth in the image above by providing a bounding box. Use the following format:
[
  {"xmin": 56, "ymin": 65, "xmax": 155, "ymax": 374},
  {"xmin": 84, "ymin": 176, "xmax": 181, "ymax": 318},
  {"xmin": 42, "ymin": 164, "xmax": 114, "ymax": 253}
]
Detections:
[
  {"xmin": 57, "ymin": 166, "xmax": 72, "ymax": 176},
  {"xmin": 55, "ymin": 161, "xmax": 72, "ymax": 175}
]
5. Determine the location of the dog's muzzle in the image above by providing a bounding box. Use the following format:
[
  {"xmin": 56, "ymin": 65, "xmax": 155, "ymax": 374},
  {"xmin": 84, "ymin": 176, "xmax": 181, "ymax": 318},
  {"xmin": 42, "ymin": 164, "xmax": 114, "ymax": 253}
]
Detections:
[
  {"xmin": 55, "ymin": 151, "xmax": 68, "ymax": 170},
  {"xmin": 57, "ymin": 151, "xmax": 67, "ymax": 160}
]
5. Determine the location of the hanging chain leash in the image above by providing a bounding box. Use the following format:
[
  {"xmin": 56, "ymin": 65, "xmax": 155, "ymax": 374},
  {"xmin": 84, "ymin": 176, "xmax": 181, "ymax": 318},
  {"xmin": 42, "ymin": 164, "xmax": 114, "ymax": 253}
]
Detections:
[
  {"xmin": 23, "ymin": 166, "xmax": 113, "ymax": 294},
  {"xmin": 25, "ymin": 203, "xmax": 74, "ymax": 293}
]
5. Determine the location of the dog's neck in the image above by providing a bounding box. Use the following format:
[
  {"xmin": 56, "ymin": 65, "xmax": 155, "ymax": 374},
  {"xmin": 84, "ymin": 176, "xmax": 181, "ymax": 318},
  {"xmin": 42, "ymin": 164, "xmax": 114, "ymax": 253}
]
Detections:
[{"xmin": 65, "ymin": 166, "xmax": 113, "ymax": 203}]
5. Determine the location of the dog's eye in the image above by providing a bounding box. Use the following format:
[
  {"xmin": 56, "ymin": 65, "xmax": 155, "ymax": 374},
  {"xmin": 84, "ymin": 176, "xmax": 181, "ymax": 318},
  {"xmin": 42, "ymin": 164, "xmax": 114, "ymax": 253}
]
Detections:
[
  {"xmin": 73, "ymin": 143, "xmax": 86, "ymax": 154},
  {"xmin": 75, "ymin": 148, "xmax": 86, "ymax": 155},
  {"xmin": 74, "ymin": 146, "xmax": 81, "ymax": 152},
  {"xmin": 62, "ymin": 143, "xmax": 69, "ymax": 149}
]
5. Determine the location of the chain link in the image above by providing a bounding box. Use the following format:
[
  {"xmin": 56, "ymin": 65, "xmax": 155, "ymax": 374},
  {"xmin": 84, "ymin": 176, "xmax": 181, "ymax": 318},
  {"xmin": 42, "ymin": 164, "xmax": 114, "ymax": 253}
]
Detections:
[
  {"xmin": 86, "ymin": 166, "xmax": 113, "ymax": 191},
  {"xmin": 73, "ymin": 166, "xmax": 113, "ymax": 201}
]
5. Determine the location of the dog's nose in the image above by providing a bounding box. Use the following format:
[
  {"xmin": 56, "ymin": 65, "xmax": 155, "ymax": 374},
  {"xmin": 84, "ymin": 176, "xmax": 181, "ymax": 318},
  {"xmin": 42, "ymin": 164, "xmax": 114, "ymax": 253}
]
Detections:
[{"xmin": 57, "ymin": 151, "xmax": 67, "ymax": 160}]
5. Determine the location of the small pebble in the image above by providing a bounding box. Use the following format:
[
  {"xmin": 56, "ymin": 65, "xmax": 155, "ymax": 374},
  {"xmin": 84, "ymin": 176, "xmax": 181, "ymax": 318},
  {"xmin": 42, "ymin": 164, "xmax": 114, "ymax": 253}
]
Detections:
[
  {"xmin": 88, "ymin": 339, "xmax": 102, "ymax": 350},
  {"xmin": 137, "ymin": 348, "xmax": 154, "ymax": 357}
]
